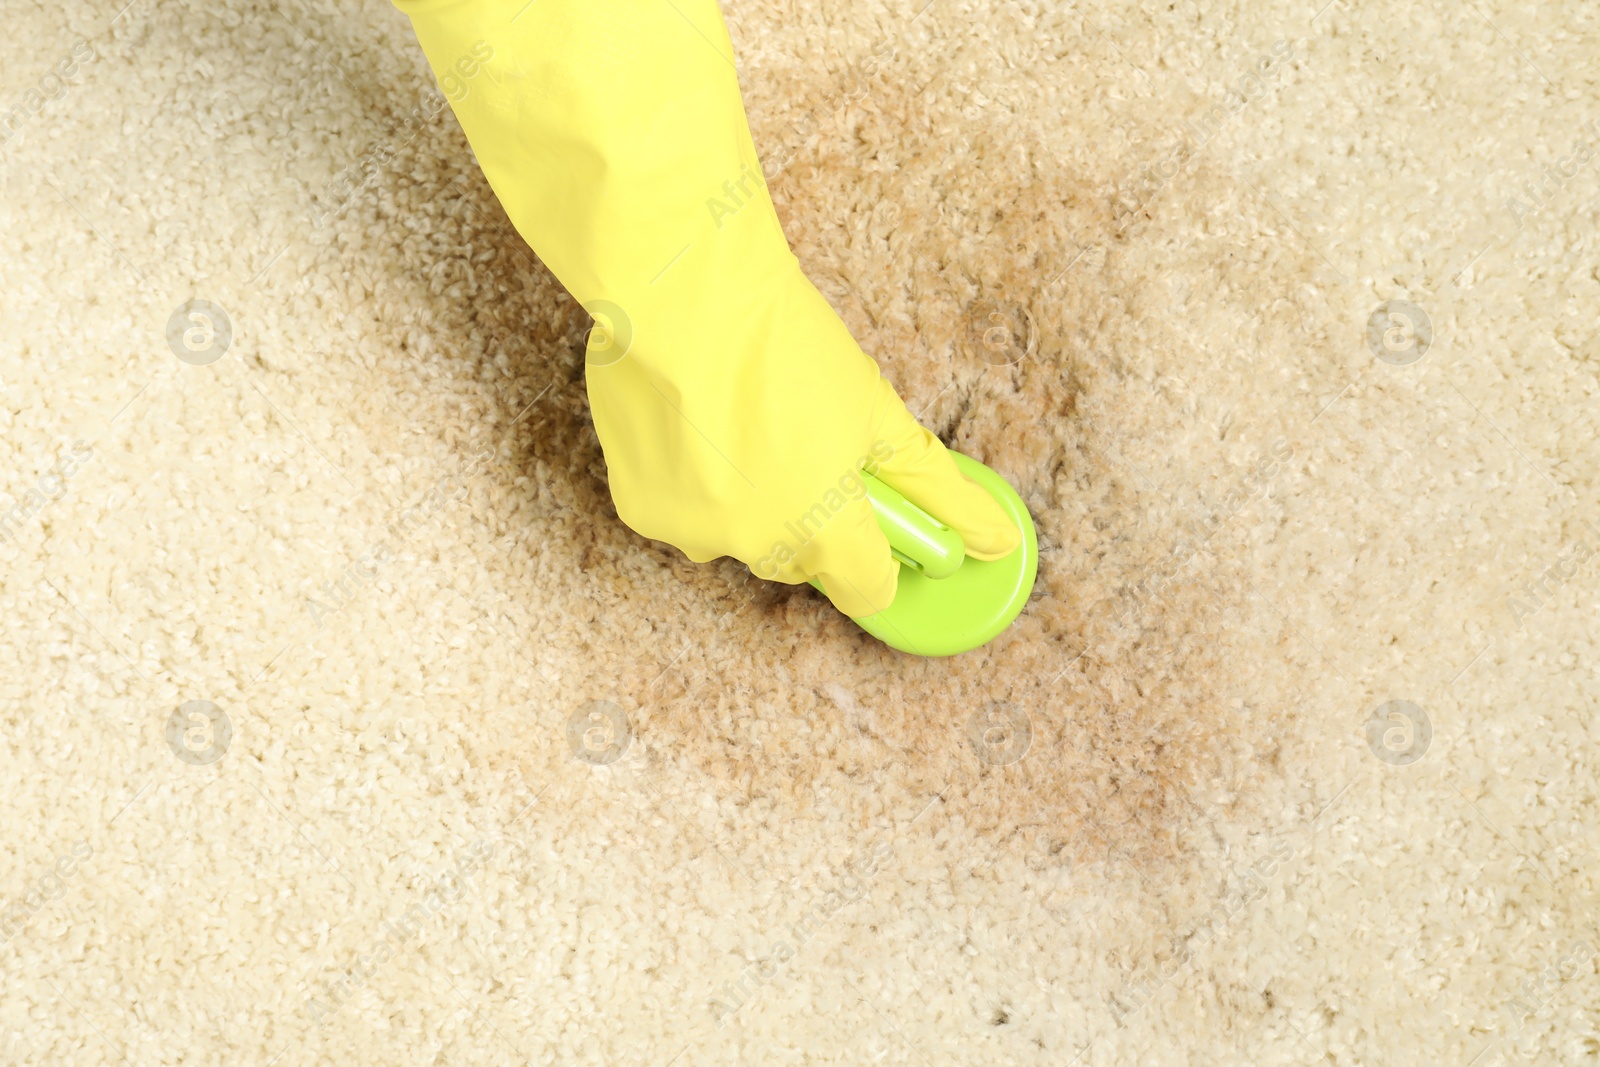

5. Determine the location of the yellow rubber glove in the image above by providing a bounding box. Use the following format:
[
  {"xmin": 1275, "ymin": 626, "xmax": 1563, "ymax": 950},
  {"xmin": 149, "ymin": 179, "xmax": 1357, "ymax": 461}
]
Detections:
[{"xmin": 393, "ymin": 0, "xmax": 1018, "ymax": 617}]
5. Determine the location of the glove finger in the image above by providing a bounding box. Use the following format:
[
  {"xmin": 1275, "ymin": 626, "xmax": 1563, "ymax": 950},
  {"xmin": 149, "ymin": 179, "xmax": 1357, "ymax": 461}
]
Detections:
[
  {"xmin": 772, "ymin": 493, "xmax": 900, "ymax": 619},
  {"xmin": 871, "ymin": 386, "xmax": 1021, "ymax": 561}
]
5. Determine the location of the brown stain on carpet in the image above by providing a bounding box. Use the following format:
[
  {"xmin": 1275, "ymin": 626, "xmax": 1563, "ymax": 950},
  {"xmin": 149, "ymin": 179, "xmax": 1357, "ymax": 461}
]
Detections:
[
  {"xmin": 347, "ymin": 8, "xmax": 1319, "ymax": 895},
  {"xmin": 597, "ymin": 34, "xmax": 1284, "ymax": 880}
]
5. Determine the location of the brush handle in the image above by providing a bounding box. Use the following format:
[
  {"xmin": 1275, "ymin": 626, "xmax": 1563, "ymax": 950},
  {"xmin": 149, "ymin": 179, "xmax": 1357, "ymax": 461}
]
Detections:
[{"xmin": 861, "ymin": 472, "xmax": 966, "ymax": 580}]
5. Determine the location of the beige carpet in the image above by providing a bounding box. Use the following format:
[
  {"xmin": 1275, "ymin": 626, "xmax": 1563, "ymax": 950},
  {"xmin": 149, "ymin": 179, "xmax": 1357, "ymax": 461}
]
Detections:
[{"xmin": 3, "ymin": 0, "xmax": 1598, "ymax": 1062}]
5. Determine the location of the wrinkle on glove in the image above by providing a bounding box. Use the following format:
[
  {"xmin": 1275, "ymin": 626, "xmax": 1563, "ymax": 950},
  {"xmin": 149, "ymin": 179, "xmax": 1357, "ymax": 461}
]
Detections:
[{"xmin": 394, "ymin": 0, "xmax": 1018, "ymax": 618}]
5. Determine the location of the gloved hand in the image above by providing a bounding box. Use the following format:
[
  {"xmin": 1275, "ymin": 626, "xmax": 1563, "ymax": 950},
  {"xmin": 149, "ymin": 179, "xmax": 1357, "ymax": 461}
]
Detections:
[{"xmin": 394, "ymin": 0, "xmax": 1019, "ymax": 617}]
